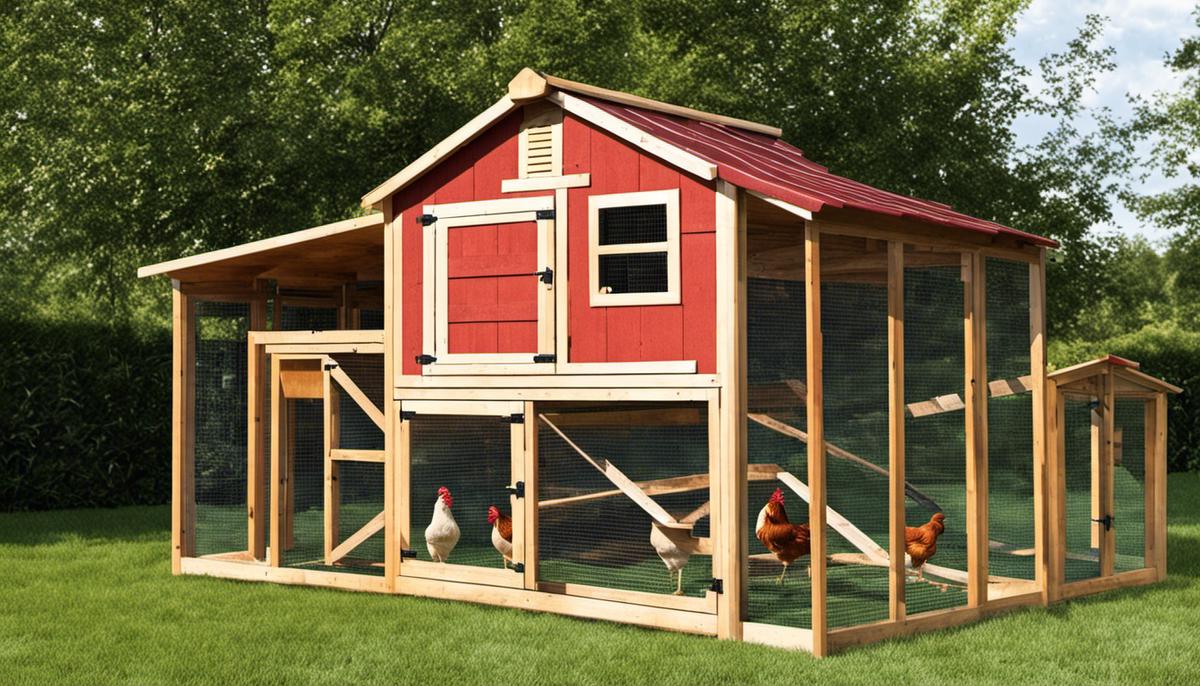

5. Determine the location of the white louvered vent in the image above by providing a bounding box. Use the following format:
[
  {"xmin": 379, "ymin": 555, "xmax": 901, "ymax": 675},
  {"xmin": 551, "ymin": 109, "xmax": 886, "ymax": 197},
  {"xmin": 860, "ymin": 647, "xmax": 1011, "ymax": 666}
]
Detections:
[{"xmin": 519, "ymin": 105, "xmax": 562, "ymax": 179}]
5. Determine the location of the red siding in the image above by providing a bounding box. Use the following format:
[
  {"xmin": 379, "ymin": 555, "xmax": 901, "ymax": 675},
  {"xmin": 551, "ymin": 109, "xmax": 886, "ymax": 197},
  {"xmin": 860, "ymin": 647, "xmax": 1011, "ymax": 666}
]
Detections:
[{"xmin": 395, "ymin": 108, "xmax": 717, "ymax": 375}]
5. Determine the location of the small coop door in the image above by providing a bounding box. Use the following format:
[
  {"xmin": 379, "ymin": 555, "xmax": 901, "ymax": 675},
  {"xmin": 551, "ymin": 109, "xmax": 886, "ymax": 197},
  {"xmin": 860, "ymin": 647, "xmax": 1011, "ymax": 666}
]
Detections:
[
  {"xmin": 399, "ymin": 400, "xmax": 527, "ymax": 589},
  {"xmin": 422, "ymin": 196, "xmax": 555, "ymax": 372}
]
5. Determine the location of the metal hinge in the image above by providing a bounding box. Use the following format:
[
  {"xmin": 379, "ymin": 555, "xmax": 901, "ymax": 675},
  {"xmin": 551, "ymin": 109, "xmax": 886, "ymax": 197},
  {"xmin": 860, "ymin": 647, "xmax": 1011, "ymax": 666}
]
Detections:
[
  {"xmin": 709, "ymin": 578, "xmax": 723, "ymax": 594},
  {"xmin": 400, "ymin": 410, "xmax": 416, "ymax": 421},
  {"xmin": 506, "ymin": 481, "xmax": 525, "ymax": 498},
  {"xmin": 400, "ymin": 548, "xmax": 417, "ymax": 559},
  {"xmin": 533, "ymin": 353, "xmax": 556, "ymax": 364},
  {"xmin": 535, "ymin": 209, "xmax": 555, "ymax": 220},
  {"xmin": 418, "ymin": 214, "xmax": 437, "ymax": 226},
  {"xmin": 512, "ymin": 562, "xmax": 526, "ymax": 574},
  {"xmin": 1093, "ymin": 514, "xmax": 1114, "ymax": 531},
  {"xmin": 415, "ymin": 354, "xmax": 437, "ymax": 365},
  {"xmin": 323, "ymin": 362, "xmax": 338, "ymax": 371},
  {"xmin": 533, "ymin": 266, "xmax": 553, "ymax": 285},
  {"xmin": 501, "ymin": 413, "xmax": 525, "ymax": 425}
]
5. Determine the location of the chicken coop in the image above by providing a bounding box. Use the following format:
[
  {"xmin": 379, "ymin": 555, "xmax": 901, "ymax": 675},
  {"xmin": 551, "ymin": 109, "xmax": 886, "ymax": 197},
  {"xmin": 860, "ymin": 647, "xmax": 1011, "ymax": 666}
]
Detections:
[{"xmin": 139, "ymin": 69, "xmax": 1179, "ymax": 655}]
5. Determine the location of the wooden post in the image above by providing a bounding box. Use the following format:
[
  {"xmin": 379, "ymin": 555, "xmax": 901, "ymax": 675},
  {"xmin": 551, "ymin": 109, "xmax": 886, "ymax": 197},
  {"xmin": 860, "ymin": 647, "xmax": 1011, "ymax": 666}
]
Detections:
[
  {"xmin": 1046, "ymin": 378, "xmax": 1066, "ymax": 601},
  {"xmin": 887, "ymin": 241, "xmax": 905, "ymax": 621},
  {"xmin": 806, "ymin": 222, "xmax": 828, "ymax": 656},
  {"xmin": 1090, "ymin": 402, "xmax": 1102, "ymax": 552},
  {"xmin": 1152, "ymin": 394, "xmax": 1168, "ymax": 580},
  {"xmin": 383, "ymin": 195, "xmax": 400, "ymax": 589},
  {"xmin": 1029, "ymin": 254, "xmax": 1049, "ymax": 603},
  {"xmin": 247, "ymin": 287, "xmax": 268, "ymax": 560},
  {"xmin": 521, "ymin": 400, "xmax": 537, "ymax": 589},
  {"xmin": 963, "ymin": 252, "xmax": 988, "ymax": 607},
  {"xmin": 269, "ymin": 353, "xmax": 284, "ymax": 567},
  {"xmin": 323, "ymin": 366, "xmax": 341, "ymax": 563},
  {"xmin": 1100, "ymin": 371, "xmax": 1116, "ymax": 577},
  {"xmin": 171, "ymin": 281, "xmax": 196, "ymax": 574},
  {"xmin": 714, "ymin": 180, "xmax": 747, "ymax": 640},
  {"xmin": 285, "ymin": 399, "xmax": 295, "ymax": 551}
]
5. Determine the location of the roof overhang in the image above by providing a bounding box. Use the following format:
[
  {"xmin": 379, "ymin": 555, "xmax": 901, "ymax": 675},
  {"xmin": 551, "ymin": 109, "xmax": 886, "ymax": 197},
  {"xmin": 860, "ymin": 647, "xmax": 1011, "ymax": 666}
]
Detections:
[
  {"xmin": 1050, "ymin": 355, "xmax": 1182, "ymax": 395},
  {"xmin": 137, "ymin": 214, "xmax": 385, "ymax": 290}
]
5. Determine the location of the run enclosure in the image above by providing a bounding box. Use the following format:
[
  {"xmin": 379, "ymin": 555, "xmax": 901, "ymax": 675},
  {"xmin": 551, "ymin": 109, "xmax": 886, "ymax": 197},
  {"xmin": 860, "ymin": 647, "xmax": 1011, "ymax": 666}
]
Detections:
[
  {"xmin": 141, "ymin": 70, "xmax": 1176, "ymax": 656},
  {"xmin": 149, "ymin": 204, "xmax": 1177, "ymax": 656}
]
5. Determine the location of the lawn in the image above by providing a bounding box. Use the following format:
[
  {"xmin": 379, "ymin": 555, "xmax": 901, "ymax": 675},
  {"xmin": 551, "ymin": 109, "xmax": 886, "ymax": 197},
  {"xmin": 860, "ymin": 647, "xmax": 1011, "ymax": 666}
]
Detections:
[{"xmin": 2, "ymin": 474, "xmax": 1198, "ymax": 685}]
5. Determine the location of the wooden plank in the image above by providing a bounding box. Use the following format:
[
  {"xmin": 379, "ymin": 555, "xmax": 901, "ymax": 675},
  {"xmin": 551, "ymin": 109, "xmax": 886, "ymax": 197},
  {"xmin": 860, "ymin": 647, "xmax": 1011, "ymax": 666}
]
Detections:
[
  {"xmin": 280, "ymin": 368, "xmax": 324, "ymax": 399},
  {"xmin": 181, "ymin": 556, "xmax": 388, "ymax": 593},
  {"xmin": 746, "ymin": 190, "xmax": 813, "ymax": 221},
  {"xmin": 249, "ymin": 329, "xmax": 385, "ymax": 346},
  {"xmin": 523, "ymin": 400, "xmax": 539, "ymax": 590},
  {"xmin": 963, "ymin": 252, "xmax": 988, "ymax": 607},
  {"xmin": 265, "ymin": 343, "xmax": 384, "ymax": 355},
  {"xmin": 554, "ymin": 360, "xmax": 697, "ymax": 375},
  {"xmin": 538, "ymin": 414, "xmax": 689, "ymax": 529},
  {"xmin": 554, "ymin": 186, "xmax": 570, "ymax": 370},
  {"xmin": 395, "ymin": 373, "xmax": 720, "ymax": 389},
  {"xmin": 541, "ymin": 407, "xmax": 703, "ymax": 428},
  {"xmin": 906, "ymin": 374, "xmax": 1032, "ymax": 418},
  {"xmin": 743, "ymin": 622, "xmax": 815, "ymax": 653},
  {"xmin": 247, "ymin": 291, "xmax": 267, "ymax": 560},
  {"xmin": 1101, "ymin": 372, "xmax": 1116, "ymax": 577},
  {"xmin": 1144, "ymin": 399, "xmax": 1157, "ymax": 572},
  {"xmin": 888, "ymin": 241, "xmax": 905, "ymax": 621},
  {"xmin": 1058, "ymin": 567, "xmax": 1158, "ymax": 600},
  {"xmin": 805, "ymin": 221, "xmax": 828, "ymax": 656},
  {"xmin": 384, "ymin": 195, "xmax": 399, "ymax": 590},
  {"xmin": 329, "ymin": 365, "xmax": 385, "ymax": 430},
  {"xmin": 1091, "ymin": 404, "xmax": 1103, "ymax": 551},
  {"xmin": 777, "ymin": 471, "xmax": 888, "ymax": 563},
  {"xmin": 171, "ymin": 283, "xmax": 196, "ymax": 574},
  {"xmin": 399, "ymin": 558, "xmax": 525, "ymax": 589},
  {"xmin": 269, "ymin": 354, "xmax": 284, "ymax": 567},
  {"xmin": 326, "ymin": 511, "xmax": 384, "ymax": 565},
  {"xmin": 501, "ymin": 173, "xmax": 590, "ymax": 193},
  {"xmin": 537, "ymin": 581, "xmax": 717, "ymax": 614},
  {"xmin": 1029, "ymin": 255, "xmax": 1049, "ymax": 604},
  {"xmin": 361, "ymin": 96, "xmax": 518, "ymax": 207},
  {"xmin": 330, "ymin": 449, "xmax": 386, "ymax": 463},
  {"xmin": 1153, "ymin": 393, "xmax": 1168, "ymax": 580},
  {"xmin": 323, "ymin": 368, "xmax": 341, "ymax": 563}
]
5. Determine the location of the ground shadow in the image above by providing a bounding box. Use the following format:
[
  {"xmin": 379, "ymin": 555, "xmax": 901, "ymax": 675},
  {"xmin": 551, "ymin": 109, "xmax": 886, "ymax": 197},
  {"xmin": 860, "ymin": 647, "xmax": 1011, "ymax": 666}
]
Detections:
[{"xmin": 0, "ymin": 505, "xmax": 168, "ymax": 546}]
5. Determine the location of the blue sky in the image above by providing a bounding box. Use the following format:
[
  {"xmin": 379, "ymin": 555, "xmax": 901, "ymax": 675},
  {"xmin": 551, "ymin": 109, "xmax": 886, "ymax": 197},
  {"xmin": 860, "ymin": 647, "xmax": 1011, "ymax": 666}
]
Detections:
[{"xmin": 1008, "ymin": 0, "xmax": 1198, "ymax": 243}]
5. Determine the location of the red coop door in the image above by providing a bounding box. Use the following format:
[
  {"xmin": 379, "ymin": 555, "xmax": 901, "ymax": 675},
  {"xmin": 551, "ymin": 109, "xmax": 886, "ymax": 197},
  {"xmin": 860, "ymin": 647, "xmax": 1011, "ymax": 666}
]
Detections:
[{"xmin": 425, "ymin": 196, "xmax": 555, "ymax": 370}]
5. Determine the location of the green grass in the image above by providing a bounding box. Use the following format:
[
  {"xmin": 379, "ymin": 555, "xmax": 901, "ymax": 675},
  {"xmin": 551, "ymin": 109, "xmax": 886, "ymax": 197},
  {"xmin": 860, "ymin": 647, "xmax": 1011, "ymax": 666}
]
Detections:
[{"xmin": 3, "ymin": 474, "xmax": 1200, "ymax": 685}]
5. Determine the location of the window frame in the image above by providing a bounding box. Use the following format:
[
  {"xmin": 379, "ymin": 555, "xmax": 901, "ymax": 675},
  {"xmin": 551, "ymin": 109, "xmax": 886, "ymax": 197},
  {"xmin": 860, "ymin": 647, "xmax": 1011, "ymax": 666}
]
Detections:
[{"xmin": 587, "ymin": 188, "xmax": 681, "ymax": 307}]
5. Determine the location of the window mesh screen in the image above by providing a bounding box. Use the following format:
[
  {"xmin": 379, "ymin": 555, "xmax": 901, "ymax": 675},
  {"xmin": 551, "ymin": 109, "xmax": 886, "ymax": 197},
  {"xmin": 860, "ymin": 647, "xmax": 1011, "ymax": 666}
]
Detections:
[
  {"xmin": 599, "ymin": 252, "xmax": 668, "ymax": 294},
  {"xmin": 985, "ymin": 258, "xmax": 1036, "ymax": 585},
  {"xmin": 409, "ymin": 415, "xmax": 513, "ymax": 570},
  {"xmin": 1063, "ymin": 396, "xmax": 1101, "ymax": 582},
  {"xmin": 598, "ymin": 204, "xmax": 667, "ymax": 245},
  {"xmin": 1114, "ymin": 397, "xmax": 1147, "ymax": 572},
  {"xmin": 537, "ymin": 405, "xmax": 711, "ymax": 598},
  {"xmin": 193, "ymin": 301, "xmax": 250, "ymax": 556},
  {"xmin": 281, "ymin": 305, "xmax": 338, "ymax": 331},
  {"xmin": 359, "ymin": 309, "xmax": 384, "ymax": 329},
  {"xmin": 904, "ymin": 263, "xmax": 969, "ymax": 615}
]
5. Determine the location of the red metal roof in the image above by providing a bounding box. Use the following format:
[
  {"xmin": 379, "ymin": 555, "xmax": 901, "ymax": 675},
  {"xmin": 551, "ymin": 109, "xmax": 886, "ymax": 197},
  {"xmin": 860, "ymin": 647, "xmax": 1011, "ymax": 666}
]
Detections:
[{"xmin": 580, "ymin": 95, "xmax": 1058, "ymax": 248}]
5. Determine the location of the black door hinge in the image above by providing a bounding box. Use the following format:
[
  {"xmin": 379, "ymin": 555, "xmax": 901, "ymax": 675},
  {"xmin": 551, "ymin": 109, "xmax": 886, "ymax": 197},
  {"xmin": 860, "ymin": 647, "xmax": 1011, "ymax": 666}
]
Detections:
[
  {"xmin": 533, "ymin": 266, "xmax": 553, "ymax": 285},
  {"xmin": 1092, "ymin": 514, "xmax": 1114, "ymax": 531},
  {"xmin": 533, "ymin": 353, "xmax": 556, "ymax": 363},
  {"xmin": 501, "ymin": 413, "xmax": 525, "ymax": 425},
  {"xmin": 401, "ymin": 548, "xmax": 417, "ymax": 559},
  {"xmin": 323, "ymin": 362, "xmax": 338, "ymax": 371},
  {"xmin": 710, "ymin": 578, "xmax": 724, "ymax": 594},
  {"xmin": 415, "ymin": 354, "xmax": 437, "ymax": 365},
  {"xmin": 400, "ymin": 410, "xmax": 416, "ymax": 421},
  {"xmin": 506, "ymin": 481, "xmax": 525, "ymax": 498},
  {"xmin": 418, "ymin": 214, "xmax": 437, "ymax": 226},
  {"xmin": 512, "ymin": 562, "xmax": 526, "ymax": 573},
  {"xmin": 535, "ymin": 209, "xmax": 555, "ymax": 220}
]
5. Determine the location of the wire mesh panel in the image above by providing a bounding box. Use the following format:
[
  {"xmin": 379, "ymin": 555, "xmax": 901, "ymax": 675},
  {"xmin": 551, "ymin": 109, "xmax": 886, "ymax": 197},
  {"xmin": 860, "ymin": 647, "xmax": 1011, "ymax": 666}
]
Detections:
[
  {"xmin": 904, "ymin": 262, "xmax": 970, "ymax": 615},
  {"xmin": 820, "ymin": 247, "xmax": 891, "ymax": 630},
  {"xmin": 1063, "ymin": 396, "xmax": 1101, "ymax": 582},
  {"xmin": 537, "ymin": 404, "xmax": 711, "ymax": 600},
  {"xmin": 325, "ymin": 354, "xmax": 385, "ymax": 574},
  {"xmin": 746, "ymin": 277, "xmax": 811, "ymax": 628},
  {"xmin": 358, "ymin": 309, "xmax": 385, "ymax": 329},
  {"xmin": 1113, "ymin": 397, "xmax": 1147, "ymax": 572},
  {"xmin": 280, "ymin": 397, "xmax": 326, "ymax": 568},
  {"xmin": 193, "ymin": 301, "xmax": 250, "ymax": 556},
  {"xmin": 281, "ymin": 305, "xmax": 338, "ymax": 331},
  {"xmin": 408, "ymin": 414, "xmax": 515, "ymax": 571},
  {"xmin": 985, "ymin": 258, "xmax": 1036, "ymax": 583}
]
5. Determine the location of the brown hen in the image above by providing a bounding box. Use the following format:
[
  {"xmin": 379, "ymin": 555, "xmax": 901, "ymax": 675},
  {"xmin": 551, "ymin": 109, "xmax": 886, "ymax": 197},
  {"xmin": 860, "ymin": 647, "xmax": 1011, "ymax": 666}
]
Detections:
[
  {"xmin": 755, "ymin": 488, "xmax": 811, "ymax": 585},
  {"xmin": 905, "ymin": 512, "xmax": 945, "ymax": 581}
]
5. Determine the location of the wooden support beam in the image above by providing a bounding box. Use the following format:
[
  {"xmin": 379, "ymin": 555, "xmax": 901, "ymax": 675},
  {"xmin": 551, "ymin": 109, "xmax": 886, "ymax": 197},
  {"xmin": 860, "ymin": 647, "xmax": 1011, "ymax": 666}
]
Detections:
[
  {"xmin": 323, "ymin": 368, "xmax": 341, "ymax": 564},
  {"xmin": 247, "ymin": 288, "xmax": 268, "ymax": 560},
  {"xmin": 888, "ymin": 241, "xmax": 905, "ymax": 621},
  {"xmin": 326, "ymin": 512, "xmax": 385, "ymax": 565},
  {"xmin": 537, "ymin": 464, "xmax": 779, "ymax": 509},
  {"xmin": 171, "ymin": 282, "xmax": 196, "ymax": 574},
  {"xmin": 329, "ymin": 365, "xmax": 385, "ymax": 430},
  {"xmin": 1152, "ymin": 393, "xmax": 1168, "ymax": 580},
  {"xmin": 269, "ymin": 354, "xmax": 284, "ymax": 567},
  {"xmin": 1029, "ymin": 255, "xmax": 1050, "ymax": 604},
  {"xmin": 1100, "ymin": 372, "xmax": 1116, "ymax": 577},
  {"xmin": 516, "ymin": 401, "xmax": 532, "ymax": 587},
  {"xmin": 383, "ymin": 195, "xmax": 399, "ymax": 590},
  {"xmin": 805, "ymin": 221, "xmax": 828, "ymax": 656},
  {"xmin": 330, "ymin": 449, "xmax": 386, "ymax": 463},
  {"xmin": 963, "ymin": 252, "xmax": 989, "ymax": 607}
]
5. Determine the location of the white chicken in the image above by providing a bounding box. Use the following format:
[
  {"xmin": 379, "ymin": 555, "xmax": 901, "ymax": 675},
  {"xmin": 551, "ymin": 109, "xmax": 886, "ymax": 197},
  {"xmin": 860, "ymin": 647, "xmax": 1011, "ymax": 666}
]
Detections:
[
  {"xmin": 424, "ymin": 486, "xmax": 460, "ymax": 562},
  {"xmin": 650, "ymin": 522, "xmax": 703, "ymax": 595}
]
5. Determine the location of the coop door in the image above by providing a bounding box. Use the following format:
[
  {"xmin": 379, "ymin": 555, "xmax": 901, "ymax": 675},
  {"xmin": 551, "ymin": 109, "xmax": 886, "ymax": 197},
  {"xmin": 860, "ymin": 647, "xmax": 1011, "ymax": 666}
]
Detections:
[
  {"xmin": 421, "ymin": 196, "xmax": 555, "ymax": 372},
  {"xmin": 399, "ymin": 400, "xmax": 527, "ymax": 589}
]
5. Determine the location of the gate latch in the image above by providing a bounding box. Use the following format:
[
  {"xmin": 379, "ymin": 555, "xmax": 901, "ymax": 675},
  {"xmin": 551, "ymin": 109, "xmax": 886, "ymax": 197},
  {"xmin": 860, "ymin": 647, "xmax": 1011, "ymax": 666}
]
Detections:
[
  {"xmin": 512, "ymin": 562, "xmax": 526, "ymax": 574},
  {"xmin": 418, "ymin": 214, "xmax": 437, "ymax": 226},
  {"xmin": 506, "ymin": 481, "xmax": 525, "ymax": 498},
  {"xmin": 415, "ymin": 354, "xmax": 437, "ymax": 365},
  {"xmin": 1092, "ymin": 514, "xmax": 1114, "ymax": 531},
  {"xmin": 709, "ymin": 578, "xmax": 724, "ymax": 594},
  {"xmin": 532, "ymin": 266, "xmax": 553, "ymax": 286},
  {"xmin": 400, "ymin": 548, "xmax": 417, "ymax": 559}
]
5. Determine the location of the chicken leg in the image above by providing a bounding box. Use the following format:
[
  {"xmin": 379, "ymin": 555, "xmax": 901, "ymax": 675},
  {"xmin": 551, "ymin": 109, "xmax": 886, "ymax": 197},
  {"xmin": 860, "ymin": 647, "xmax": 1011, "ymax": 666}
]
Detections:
[
  {"xmin": 674, "ymin": 570, "xmax": 684, "ymax": 596},
  {"xmin": 778, "ymin": 562, "xmax": 790, "ymax": 585}
]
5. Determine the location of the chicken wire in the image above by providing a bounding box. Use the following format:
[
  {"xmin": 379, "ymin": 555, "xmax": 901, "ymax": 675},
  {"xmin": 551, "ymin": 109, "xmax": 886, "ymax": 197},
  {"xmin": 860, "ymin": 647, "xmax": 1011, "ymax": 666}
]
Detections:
[
  {"xmin": 193, "ymin": 301, "xmax": 250, "ymax": 556},
  {"xmin": 985, "ymin": 258, "xmax": 1036, "ymax": 584},
  {"xmin": 904, "ymin": 263, "xmax": 970, "ymax": 615},
  {"xmin": 537, "ymin": 404, "xmax": 712, "ymax": 599},
  {"xmin": 746, "ymin": 277, "xmax": 811, "ymax": 628},
  {"xmin": 279, "ymin": 397, "xmax": 326, "ymax": 568},
  {"xmin": 325, "ymin": 354, "xmax": 385, "ymax": 573},
  {"xmin": 280, "ymin": 304, "xmax": 339, "ymax": 331},
  {"xmin": 408, "ymin": 414, "xmax": 514, "ymax": 570},
  {"xmin": 1113, "ymin": 397, "xmax": 1147, "ymax": 572},
  {"xmin": 1062, "ymin": 396, "xmax": 1101, "ymax": 582}
]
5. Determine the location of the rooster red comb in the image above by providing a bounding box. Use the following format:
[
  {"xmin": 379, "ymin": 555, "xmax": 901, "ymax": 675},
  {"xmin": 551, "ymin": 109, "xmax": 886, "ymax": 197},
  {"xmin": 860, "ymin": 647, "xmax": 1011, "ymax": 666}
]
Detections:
[
  {"xmin": 437, "ymin": 486, "xmax": 452, "ymax": 507},
  {"xmin": 487, "ymin": 505, "xmax": 500, "ymax": 524},
  {"xmin": 769, "ymin": 488, "xmax": 785, "ymax": 505}
]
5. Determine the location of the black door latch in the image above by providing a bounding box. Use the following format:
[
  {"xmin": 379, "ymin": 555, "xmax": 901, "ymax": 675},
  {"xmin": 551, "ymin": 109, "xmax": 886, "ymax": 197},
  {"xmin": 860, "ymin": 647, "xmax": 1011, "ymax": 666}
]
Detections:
[
  {"xmin": 1092, "ymin": 514, "xmax": 1114, "ymax": 531},
  {"xmin": 532, "ymin": 266, "xmax": 553, "ymax": 285}
]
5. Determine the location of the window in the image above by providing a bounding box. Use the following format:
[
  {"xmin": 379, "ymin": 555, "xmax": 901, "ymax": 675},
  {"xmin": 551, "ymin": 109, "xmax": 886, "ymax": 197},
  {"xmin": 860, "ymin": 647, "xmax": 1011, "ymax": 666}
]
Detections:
[{"xmin": 588, "ymin": 189, "xmax": 680, "ymax": 306}]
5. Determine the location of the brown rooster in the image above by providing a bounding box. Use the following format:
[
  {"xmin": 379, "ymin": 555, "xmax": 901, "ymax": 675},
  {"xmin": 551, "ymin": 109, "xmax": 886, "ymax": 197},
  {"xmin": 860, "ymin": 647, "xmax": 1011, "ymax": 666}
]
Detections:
[
  {"xmin": 487, "ymin": 505, "xmax": 513, "ymax": 569},
  {"xmin": 905, "ymin": 512, "xmax": 945, "ymax": 582},
  {"xmin": 755, "ymin": 488, "xmax": 811, "ymax": 585}
]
